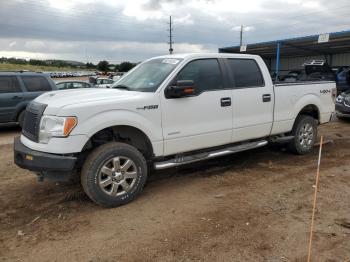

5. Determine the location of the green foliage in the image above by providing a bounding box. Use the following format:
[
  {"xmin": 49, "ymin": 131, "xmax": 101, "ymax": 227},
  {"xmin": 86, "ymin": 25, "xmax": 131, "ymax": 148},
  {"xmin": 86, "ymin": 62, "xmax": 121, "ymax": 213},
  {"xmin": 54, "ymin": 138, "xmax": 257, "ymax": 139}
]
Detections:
[
  {"xmin": 0, "ymin": 57, "xmax": 27, "ymax": 64},
  {"xmin": 0, "ymin": 56, "xmax": 93, "ymax": 70},
  {"xmin": 86, "ymin": 62, "xmax": 96, "ymax": 69},
  {"xmin": 0, "ymin": 63, "xmax": 83, "ymax": 72},
  {"xmin": 97, "ymin": 60, "xmax": 109, "ymax": 72},
  {"xmin": 117, "ymin": 61, "xmax": 136, "ymax": 72}
]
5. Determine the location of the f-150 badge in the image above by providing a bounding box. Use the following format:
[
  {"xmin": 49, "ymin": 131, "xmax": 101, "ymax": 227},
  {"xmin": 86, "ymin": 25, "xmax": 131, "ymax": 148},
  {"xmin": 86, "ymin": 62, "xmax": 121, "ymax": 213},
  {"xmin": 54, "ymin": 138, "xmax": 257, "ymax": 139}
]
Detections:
[{"xmin": 136, "ymin": 105, "xmax": 159, "ymax": 110}]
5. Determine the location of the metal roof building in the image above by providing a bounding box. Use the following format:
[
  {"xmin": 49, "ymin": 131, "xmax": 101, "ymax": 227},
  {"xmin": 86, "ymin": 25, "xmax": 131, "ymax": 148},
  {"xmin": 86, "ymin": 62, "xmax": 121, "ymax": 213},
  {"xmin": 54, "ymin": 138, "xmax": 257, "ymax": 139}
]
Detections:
[{"xmin": 219, "ymin": 30, "xmax": 350, "ymax": 78}]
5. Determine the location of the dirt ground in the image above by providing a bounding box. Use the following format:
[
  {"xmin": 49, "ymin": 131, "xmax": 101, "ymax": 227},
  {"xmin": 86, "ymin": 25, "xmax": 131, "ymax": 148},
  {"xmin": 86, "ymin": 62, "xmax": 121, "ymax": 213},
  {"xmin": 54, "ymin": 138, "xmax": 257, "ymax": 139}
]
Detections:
[{"xmin": 1, "ymin": 120, "xmax": 350, "ymax": 262}]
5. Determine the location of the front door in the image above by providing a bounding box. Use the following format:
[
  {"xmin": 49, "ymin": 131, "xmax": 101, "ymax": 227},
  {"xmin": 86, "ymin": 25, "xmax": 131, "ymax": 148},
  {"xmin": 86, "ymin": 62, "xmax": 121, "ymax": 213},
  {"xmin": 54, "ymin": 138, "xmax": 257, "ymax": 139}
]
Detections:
[{"xmin": 161, "ymin": 58, "xmax": 233, "ymax": 156}]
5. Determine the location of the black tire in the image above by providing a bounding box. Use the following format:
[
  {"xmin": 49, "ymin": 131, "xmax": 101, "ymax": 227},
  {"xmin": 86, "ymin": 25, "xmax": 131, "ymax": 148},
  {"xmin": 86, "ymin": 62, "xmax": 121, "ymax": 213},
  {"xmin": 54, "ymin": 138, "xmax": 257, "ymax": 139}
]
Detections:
[
  {"xmin": 18, "ymin": 110, "xmax": 25, "ymax": 128},
  {"xmin": 288, "ymin": 115, "xmax": 317, "ymax": 155},
  {"xmin": 81, "ymin": 142, "xmax": 148, "ymax": 207}
]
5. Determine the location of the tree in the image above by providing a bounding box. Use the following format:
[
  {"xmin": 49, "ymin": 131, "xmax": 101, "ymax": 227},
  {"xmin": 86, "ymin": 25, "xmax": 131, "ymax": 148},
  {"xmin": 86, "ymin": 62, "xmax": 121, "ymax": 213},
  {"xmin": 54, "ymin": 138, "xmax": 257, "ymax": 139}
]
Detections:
[
  {"xmin": 97, "ymin": 60, "xmax": 109, "ymax": 73},
  {"xmin": 118, "ymin": 61, "xmax": 136, "ymax": 72},
  {"xmin": 86, "ymin": 62, "xmax": 95, "ymax": 69}
]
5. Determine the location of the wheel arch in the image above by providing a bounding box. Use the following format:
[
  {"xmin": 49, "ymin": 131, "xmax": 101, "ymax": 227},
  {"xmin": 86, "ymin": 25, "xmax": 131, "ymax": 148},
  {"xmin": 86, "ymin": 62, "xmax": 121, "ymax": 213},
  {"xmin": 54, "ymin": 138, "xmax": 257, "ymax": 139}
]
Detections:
[
  {"xmin": 296, "ymin": 104, "xmax": 320, "ymax": 122},
  {"xmin": 13, "ymin": 102, "xmax": 28, "ymax": 122},
  {"xmin": 83, "ymin": 125, "xmax": 155, "ymax": 160}
]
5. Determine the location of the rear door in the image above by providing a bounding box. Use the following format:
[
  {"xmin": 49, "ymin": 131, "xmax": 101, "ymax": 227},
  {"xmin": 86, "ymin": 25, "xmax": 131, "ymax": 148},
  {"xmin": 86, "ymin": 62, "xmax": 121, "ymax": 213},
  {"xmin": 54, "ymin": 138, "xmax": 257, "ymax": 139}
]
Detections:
[
  {"xmin": 161, "ymin": 58, "xmax": 233, "ymax": 156},
  {"xmin": 225, "ymin": 58, "xmax": 274, "ymax": 142},
  {"xmin": 0, "ymin": 76, "xmax": 24, "ymax": 123},
  {"xmin": 20, "ymin": 75, "xmax": 53, "ymax": 103}
]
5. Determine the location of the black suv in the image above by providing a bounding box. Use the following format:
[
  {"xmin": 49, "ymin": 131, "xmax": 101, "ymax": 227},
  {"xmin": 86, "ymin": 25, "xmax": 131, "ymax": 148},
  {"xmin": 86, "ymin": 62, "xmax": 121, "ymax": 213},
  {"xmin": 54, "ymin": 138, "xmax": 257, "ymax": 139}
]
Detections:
[{"xmin": 0, "ymin": 72, "xmax": 57, "ymax": 127}]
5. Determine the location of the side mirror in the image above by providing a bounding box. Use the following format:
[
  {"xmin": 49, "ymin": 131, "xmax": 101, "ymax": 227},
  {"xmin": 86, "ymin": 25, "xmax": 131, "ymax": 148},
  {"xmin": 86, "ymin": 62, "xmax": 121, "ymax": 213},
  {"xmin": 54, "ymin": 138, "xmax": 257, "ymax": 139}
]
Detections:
[{"xmin": 165, "ymin": 80, "xmax": 196, "ymax": 99}]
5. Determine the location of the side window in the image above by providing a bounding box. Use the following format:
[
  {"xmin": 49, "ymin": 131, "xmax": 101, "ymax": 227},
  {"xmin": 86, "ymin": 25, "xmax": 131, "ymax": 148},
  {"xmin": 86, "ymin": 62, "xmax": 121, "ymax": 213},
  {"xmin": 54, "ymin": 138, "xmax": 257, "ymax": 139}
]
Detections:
[
  {"xmin": 22, "ymin": 76, "xmax": 52, "ymax": 92},
  {"xmin": 72, "ymin": 82, "xmax": 83, "ymax": 88},
  {"xmin": 227, "ymin": 59, "xmax": 264, "ymax": 88},
  {"xmin": 176, "ymin": 59, "xmax": 224, "ymax": 93},
  {"xmin": 0, "ymin": 76, "xmax": 22, "ymax": 93},
  {"xmin": 56, "ymin": 83, "xmax": 65, "ymax": 89}
]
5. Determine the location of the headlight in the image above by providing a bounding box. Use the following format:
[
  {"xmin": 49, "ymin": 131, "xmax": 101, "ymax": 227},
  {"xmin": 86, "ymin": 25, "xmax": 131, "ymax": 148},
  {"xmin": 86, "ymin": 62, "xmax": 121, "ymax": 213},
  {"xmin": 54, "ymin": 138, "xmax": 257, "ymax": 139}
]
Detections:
[
  {"xmin": 336, "ymin": 95, "xmax": 344, "ymax": 104},
  {"xmin": 39, "ymin": 116, "xmax": 77, "ymax": 144}
]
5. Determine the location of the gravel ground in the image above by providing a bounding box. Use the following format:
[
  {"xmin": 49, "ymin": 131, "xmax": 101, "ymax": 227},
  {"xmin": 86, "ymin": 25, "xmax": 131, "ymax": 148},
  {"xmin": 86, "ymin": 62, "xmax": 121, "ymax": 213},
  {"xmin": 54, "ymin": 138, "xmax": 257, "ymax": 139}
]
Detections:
[{"xmin": 0, "ymin": 120, "xmax": 350, "ymax": 262}]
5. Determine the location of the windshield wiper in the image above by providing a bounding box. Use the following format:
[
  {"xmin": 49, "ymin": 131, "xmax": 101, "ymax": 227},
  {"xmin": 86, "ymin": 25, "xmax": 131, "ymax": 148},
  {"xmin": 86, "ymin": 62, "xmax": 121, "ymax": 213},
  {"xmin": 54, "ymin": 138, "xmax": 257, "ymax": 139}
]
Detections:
[{"xmin": 113, "ymin": 84, "xmax": 131, "ymax": 90}]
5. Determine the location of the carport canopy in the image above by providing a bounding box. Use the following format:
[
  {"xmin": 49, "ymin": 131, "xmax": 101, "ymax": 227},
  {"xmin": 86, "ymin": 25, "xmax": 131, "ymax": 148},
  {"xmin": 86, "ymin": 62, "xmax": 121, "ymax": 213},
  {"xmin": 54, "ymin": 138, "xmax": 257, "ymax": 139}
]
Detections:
[
  {"xmin": 219, "ymin": 30, "xmax": 350, "ymax": 58},
  {"xmin": 219, "ymin": 30, "xmax": 350, "ymax": 80}
]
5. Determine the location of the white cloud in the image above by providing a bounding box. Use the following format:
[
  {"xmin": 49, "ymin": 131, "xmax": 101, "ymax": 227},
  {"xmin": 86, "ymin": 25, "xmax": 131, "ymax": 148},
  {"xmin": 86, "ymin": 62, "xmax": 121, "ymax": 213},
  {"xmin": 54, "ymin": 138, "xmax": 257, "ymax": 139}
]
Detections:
[
  {"xmin": 9, "ymin": 41, "xmax": 17, "ymax": 48},
  {"xmin": 24, "ymin": 40, "xmax": 46, "ymax": 50},
  {"xmin": 0, "ymin": 0, "xmax": 349, "ymax": 62},
  {"xmin": 231, "ymin": 25, "xmax": 255, "ymax": 32},
  {"xmin": 0, "ymin": 38, "xmax": 215, "ymax": 62}
]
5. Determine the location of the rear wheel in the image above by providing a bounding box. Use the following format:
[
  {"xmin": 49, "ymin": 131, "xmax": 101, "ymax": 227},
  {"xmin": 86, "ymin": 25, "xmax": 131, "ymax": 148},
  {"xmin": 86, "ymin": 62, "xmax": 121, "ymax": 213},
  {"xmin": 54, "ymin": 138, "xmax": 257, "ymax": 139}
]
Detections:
[
  {"xmin": 288, "ymin": 115, "xmax": 317, "ymax": 155},
  {"xmin": 81, "ymin": 142, "xmax": 148, "ymax": 207}
]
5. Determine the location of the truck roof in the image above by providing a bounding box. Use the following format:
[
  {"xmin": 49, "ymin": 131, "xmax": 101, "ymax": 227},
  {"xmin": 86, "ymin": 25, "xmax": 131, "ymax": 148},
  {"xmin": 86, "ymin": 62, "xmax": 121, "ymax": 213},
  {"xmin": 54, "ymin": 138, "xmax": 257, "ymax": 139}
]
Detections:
[{"xmin": 152, "ymin": 53, "xmax": 261, "ymax": 60}]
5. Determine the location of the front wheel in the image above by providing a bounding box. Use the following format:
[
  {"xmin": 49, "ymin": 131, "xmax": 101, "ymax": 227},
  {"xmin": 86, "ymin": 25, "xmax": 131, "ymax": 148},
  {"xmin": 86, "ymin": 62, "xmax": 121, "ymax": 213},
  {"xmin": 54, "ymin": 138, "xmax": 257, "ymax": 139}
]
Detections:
[
  {"xmin": 81, "ymin": 142, "xmax": 148, "ymax": 207},
  {"xmin": 288, "ymin": 115, "xmax": 317, "ymax": 155}
]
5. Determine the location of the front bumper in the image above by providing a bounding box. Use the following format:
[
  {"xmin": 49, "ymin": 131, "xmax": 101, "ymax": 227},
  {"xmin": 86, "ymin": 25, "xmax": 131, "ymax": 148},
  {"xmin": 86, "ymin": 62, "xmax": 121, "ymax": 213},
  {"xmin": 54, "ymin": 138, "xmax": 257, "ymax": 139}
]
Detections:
[{"xmin": 14, "ymin": 136, "xmax": 77, "ymax": 173}]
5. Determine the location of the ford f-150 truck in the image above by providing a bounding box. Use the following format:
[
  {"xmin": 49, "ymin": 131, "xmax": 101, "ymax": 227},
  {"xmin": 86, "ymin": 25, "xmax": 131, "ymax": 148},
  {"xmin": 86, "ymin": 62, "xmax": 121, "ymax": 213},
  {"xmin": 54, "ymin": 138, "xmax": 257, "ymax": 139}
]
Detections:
[{"xmin": 14, "ymin": 53, "xmax": 336, "ymax": 207}]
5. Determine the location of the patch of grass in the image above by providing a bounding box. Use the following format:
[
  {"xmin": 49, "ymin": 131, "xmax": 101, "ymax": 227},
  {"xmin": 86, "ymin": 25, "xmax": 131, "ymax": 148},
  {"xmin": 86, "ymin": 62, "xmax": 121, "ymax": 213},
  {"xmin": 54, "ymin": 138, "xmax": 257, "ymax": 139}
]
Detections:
[{"xmin": 0, "ymin": 63, "xmax": 82, "ymax": 72}]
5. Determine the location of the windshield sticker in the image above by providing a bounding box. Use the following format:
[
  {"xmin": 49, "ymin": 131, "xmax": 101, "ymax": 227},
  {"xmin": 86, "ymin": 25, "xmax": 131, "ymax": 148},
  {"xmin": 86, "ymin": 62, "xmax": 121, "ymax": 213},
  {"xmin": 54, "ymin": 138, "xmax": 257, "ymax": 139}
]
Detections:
[{"xmin": 162, "ymin": 59, "xmax": 180, "ymax": 65}]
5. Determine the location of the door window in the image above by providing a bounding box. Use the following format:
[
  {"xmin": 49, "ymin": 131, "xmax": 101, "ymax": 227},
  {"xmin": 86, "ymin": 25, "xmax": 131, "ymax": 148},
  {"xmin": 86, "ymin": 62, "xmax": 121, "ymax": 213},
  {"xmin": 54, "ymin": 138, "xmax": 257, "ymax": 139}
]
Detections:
[
  {"xmin": 0, "ymin": 76, "xmax": 21, "ymax": 93},
  {"xmin": 227, "ymin": 59, "xmax": 264, "ymax": 88},
  {"xmin": 56, "ymin": 83, "xmax": 66, "ymax": 89},
  {"xmin": 176, "ymin": 59, "xmax": 224, "ymax": 93},
  {"xmin": 72, "ymin": 82, "xmax": 84, "ymax": 88},
  {"xmin": 22, "ymin": 76, "xmax": 52, "ymax": 92}
]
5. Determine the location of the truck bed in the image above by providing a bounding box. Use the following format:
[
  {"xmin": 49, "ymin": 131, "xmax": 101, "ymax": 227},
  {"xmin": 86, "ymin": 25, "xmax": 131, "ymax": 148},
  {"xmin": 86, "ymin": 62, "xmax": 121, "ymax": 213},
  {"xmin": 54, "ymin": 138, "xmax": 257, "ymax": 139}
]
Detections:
[{"xmin": 271, "ymin": 80, "xmax": 336, "ymax": 135}]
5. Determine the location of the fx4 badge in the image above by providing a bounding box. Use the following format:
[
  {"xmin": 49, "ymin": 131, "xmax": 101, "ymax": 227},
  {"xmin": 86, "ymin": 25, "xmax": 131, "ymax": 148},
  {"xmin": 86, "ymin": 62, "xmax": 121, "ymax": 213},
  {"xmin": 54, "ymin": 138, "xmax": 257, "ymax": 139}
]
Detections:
[
  {"xmin": 320, "ymin": 89, "xmax": 331, "ymax": 94},
  {"xmin": 136, "ymin": 105, "xmax": 159, "ymax": 110}
]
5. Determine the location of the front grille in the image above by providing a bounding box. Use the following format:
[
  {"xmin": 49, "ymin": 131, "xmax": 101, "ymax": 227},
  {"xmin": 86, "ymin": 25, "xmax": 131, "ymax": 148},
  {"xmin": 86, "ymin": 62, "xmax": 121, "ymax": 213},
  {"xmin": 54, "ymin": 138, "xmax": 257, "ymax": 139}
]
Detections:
[{"xmin": 22, "ymin": 101, "xmax": 47, "ymax": 142}]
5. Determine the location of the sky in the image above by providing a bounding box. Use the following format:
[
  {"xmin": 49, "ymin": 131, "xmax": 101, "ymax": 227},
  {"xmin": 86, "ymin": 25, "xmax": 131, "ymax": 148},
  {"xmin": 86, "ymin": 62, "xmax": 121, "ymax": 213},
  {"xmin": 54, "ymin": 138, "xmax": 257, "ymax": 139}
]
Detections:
[{"xmin": 0, "ymin": 0, "xmax": 349, "ymax": 63}]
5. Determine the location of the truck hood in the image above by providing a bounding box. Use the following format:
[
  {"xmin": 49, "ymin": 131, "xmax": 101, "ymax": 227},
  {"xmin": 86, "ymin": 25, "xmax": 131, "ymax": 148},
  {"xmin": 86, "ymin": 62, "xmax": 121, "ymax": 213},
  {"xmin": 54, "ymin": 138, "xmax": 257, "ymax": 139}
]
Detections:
[{"xmin": 35, "ymin": 88, "xmax": 150, "ymax": 115}]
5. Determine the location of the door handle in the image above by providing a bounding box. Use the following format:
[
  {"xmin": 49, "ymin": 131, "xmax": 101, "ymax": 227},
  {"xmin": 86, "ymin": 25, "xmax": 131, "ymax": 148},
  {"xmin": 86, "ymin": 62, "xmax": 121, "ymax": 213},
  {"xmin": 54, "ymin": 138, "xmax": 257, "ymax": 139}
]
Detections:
[
  {"xmin": 221, "ymin": 97, "xmax": 231, "ymax": 107},
  {"xmin": 262, "ymin": 94, "xmax": 271, "ymax": 102},
  {"xmin": 12, "ymin": 95, "xmax": 22, "ymax": 100}
]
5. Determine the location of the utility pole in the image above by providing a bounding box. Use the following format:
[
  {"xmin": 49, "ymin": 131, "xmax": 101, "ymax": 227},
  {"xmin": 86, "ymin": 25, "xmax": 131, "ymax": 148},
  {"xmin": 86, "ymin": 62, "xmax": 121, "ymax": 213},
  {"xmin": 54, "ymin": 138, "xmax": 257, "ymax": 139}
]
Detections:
[
  {"xmin": 168, "ymin": 15, "xmax": 174, "ymax": 54},
  {"xmin": 240, "ymin": 25, "xmax": 243, "ymax": 47},
  {"xmin": 85, "ymin": 46, "xmax": 88, "ymax": 64}
]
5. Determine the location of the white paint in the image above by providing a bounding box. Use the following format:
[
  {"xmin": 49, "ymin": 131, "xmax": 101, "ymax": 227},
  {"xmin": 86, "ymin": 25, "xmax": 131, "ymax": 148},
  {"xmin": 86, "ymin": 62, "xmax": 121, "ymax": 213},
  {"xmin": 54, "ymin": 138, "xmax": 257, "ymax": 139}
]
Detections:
[{"xmin": 21, "ymin": 53, "xmax": 335, "ymax": 158}]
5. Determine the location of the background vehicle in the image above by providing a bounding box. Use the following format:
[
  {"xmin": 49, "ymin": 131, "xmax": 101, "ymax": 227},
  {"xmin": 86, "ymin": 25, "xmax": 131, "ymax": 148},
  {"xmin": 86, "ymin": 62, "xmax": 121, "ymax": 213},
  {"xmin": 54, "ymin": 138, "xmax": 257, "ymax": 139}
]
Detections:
[
  {"xmin": 280, "ymin": 70, "xmax": 303, "ymax": 82},
  {"xmin": 335, "ymin": 90, "xmax": 350, "ymax": 119},
  {"xmin": 95, "ymin": 78, "xmax": 114, "ymax": 88},
  {"xmin": 279, "ymin": 60, "xmax": 336, "ymax": 83},
  {"xmin": 112, "ymin": 72, "xmax": 125, "ymax": 82},
  {"xmin": 336, "ymin": 68, "xmax": 350, "ymax": 93},
  {"xmin": 14, "ymin": 53, "xmax": 335, "ymax": 207},
  {"xmin": 56, "ymin": 80, "xmax": 92, "ymax": 90},
  {"xmin": 0, "ymin": 71, "xmax": 56, "ymax": 127}
]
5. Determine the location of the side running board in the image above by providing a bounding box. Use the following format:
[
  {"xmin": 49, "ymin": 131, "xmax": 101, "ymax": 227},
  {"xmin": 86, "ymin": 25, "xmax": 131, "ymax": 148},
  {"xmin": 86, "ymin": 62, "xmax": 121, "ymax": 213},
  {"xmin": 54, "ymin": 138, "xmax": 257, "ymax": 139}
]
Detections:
[{"xmin": 154, "ymin": 140, "xmax": 268, "ymax": 170}]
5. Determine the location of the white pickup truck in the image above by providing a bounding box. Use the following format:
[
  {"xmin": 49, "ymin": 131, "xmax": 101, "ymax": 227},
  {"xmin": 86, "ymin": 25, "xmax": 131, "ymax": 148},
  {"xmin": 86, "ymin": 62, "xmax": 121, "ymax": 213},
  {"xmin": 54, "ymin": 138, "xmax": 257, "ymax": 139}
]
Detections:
[{"xmin": 14, "ymin": 53, "xmax": 335, "ymax": 207}]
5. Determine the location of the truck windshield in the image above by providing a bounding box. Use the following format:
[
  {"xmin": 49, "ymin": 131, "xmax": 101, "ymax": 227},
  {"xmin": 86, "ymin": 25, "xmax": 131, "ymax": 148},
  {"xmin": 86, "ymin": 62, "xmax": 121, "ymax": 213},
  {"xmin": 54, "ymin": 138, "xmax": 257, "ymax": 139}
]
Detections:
[{"xmin": 111, "ymin": 58, "xmax": 182, "ymax": 92}]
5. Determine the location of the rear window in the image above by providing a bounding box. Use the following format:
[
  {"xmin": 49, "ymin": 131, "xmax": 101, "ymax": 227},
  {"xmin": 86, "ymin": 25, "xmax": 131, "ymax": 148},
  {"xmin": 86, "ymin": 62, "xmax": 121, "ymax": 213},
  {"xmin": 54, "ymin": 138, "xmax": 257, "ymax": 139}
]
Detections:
[
  {"xmin": 0, "ymin": 76, "xmax": 21, "ymax": 93},
  {"xmin": 227, "ymin": 59, "xmax": 264, "ymax": 88},
  {"xmin": 22, "ymin": 76, "xmax": 52, "ymax": 92}
]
